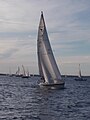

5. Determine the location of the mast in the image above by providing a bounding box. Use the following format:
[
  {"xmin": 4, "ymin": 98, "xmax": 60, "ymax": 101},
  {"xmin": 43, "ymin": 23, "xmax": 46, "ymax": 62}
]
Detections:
[{"xmin": 78, "ymin": 64, "xmax": 81, "ymax": 78}]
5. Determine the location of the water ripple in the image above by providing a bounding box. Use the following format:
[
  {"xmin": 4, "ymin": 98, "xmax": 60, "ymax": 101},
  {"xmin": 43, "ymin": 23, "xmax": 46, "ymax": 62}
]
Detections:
[{"xmin": 0, "ymin": 76, "xmax": 90, "ymax": 120}]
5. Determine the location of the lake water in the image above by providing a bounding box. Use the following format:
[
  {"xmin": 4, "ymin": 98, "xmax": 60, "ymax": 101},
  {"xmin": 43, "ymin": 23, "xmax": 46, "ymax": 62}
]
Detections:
[{"xmin": 0, "ymin": 75, "xmax": 90, "ymax": 120}]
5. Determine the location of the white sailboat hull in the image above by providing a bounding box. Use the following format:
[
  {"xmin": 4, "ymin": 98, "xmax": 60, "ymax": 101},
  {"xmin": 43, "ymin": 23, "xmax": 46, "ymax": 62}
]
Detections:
[{"xmin": 39, "ymin": 82, "xmax": 65, "ymax": 89}]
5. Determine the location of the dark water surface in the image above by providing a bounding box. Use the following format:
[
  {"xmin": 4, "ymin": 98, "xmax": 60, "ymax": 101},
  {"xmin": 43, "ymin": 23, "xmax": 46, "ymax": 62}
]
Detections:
[{"xmin": 0, "ymin": 75, "xmax": 90, "ymax": 120}]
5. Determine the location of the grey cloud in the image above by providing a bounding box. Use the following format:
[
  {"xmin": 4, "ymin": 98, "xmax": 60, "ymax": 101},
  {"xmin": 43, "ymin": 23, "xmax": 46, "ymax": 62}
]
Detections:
[
  {"xmin": 0, "ymin": 48, "xmax": 19, "ymax": 59},
  {"xmin": 0, "ymin": 0, "xmax": 90, "ymax": 74}
]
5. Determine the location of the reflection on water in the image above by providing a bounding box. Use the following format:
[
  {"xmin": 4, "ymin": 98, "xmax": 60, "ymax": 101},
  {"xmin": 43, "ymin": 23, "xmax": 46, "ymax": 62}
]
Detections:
[{"xmin": 0, "ymin": 75, "xmax": 90, "ymax": 120}]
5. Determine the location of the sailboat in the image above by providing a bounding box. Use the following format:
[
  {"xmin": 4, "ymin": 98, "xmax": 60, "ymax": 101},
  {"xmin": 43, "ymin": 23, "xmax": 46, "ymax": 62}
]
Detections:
[
  {"xmin": 75, "ymin": 64, "xmax": 87, "ymax": 81},
  {"xmin": 8, "ymin": 67, "xmax": 13, "ymax": 77},
  {"xmin": 22, "ymin": 65, "xmax": 29, "ymax": 78},
  {"xmin": 37, "ymin": 12, "xmax": 65, "ymax": 89},
  {"xmin": 15, "ymin": 66, "xmax": 22, "ymax": 77}
]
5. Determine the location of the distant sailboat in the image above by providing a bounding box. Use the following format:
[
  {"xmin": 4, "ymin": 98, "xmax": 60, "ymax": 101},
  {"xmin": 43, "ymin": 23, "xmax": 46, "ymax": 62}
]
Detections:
[
  {"xmin": 78, "ymin": 64, "xmax": 82, "ymax": 79},
  {"xmin": 15, "ymin": 66, "xmax": 22, "ymax": 77},
  {"xmin": 75, "ymin": 64, "xmax": 86, "ymax": 81},
  {"xmin": 8, "ymin": 67, "xmax": 13, "ymax": 77},
  {"xmin": 26, "ymin": 68, "xmax": 30, "ymax": 77},
  {"xmin": 37, "ymin": 12, "xmax": 65, "ymax": 89},
  {"xmin": 22, "ymin": 65, "xmax": 29, "ymax": 78}
]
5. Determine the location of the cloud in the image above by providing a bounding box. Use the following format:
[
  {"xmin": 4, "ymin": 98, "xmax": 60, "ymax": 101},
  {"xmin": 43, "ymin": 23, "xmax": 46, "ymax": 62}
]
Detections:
[
  {"xmin": 0, "ymin": 48, "xmax": 18, "ymax": 59},
  {"xmin": 0, "ymin": 39, "xmax": 19, "ymax": 61},
  {"xmin": 0, "ymin": 0, "xmax": 89, "ymax": 32},
  {"xmin": 56, "ymin": 55, "xmax": 90, "ymax": 75},
  {"xmin": 0, "ymin": 18, "xmax": 28, "ymax": 25},
  {"xmin": 58, "ymin": 56, "xmax": 90, "ymax": 64}
]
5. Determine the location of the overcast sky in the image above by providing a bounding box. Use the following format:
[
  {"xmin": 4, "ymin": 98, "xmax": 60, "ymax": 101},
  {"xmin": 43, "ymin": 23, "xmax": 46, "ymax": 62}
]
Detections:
[{"xmin": 0, "ymin": 0, "xmax": 90, "ymax": 75}]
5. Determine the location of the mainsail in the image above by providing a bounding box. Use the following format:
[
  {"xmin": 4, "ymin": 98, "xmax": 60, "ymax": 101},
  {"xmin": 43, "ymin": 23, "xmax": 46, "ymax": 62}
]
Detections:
[{"xmin": 37, "ymin": 12, "xmax": 64, "ymax": 85}]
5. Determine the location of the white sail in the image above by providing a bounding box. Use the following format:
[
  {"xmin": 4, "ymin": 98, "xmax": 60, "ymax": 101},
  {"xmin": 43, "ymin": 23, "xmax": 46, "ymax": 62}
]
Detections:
[
  {"xmin": 16, "ymin": 66, "xmax": 20, "ymax": 75},
  {"xmin": 37, "ymin": 12, "xmax": 64, "ymax": 85},
  {"xmin": 22, "ymin": 65, "xmax": 26, "ymax": 76}
]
